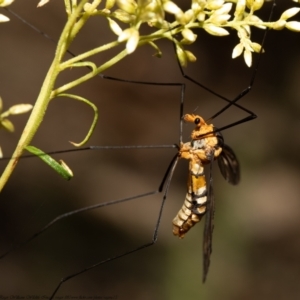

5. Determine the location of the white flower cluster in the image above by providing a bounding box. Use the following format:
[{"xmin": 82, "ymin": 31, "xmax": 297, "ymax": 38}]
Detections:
[
  {"xmin": 162, "ymin": 0, "xmax": 300, "ymax": 66},
  {"xmin": 105, "ymin": 0, "xmax": 300, "ymax": 66},
  {"xmin": 84, "ymin": 0, "xmax": 167, "ymax": 54},
  {"xmin": 6, "ymin": 0, "xmax": 300, "ymax": 67}
]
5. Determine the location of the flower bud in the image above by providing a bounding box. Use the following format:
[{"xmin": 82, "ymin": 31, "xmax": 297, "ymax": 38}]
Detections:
[
  {"xmin": 204, "ymin": 24, "xmax": 229, "ymax": 36},
  {"xmin": 235, "ymin": 0, "xmax": 246, "ymax": 20},
  {"xmin": 286, "ymin": 21, "xmax": 300, "ymax": 32},
  {"xmin": 206, "ymin": 0, "xmax": 224, "ymax": 11},
  {"xmin": 117, "ymin": 0, "xmax": 137, "ymax": 14},
  {"xmin": 280, "ymin": 7, "xmax": 300, "ymax": 21},
  {"xmin": 244, "ymin": 49, "xmax": 252, "ymax": 67},
  {"xmin": 251, "ymin": 0, "xmax": 264, "ymax": 12},
  {"xmin": 0, "ymin": 14, "xmax": 9, "ymax": 22},
  {"xmin": 182, "ymin": 28, "xmax": 197, "ymax": 42},
  {"xmin": 185, "ymin": 50, "xmax": 197, "ymax": 62},
  {"xmin": 108, "ymin": 18, "xmax": 123, "ymax": 36},
  {"xmin": 163, "ymin": 1, "xmax": 182, "ymax": 15},
  {"xmin": 106, "ymin": 0, "xmax": 116, "ymax": 9},
  {"xmin": 232, "ymin": 43, "xmax": 244, "ymax": 58}
]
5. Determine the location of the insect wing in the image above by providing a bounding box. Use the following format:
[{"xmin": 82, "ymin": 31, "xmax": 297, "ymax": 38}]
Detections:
[
  {"xmin": 202, "ymin": 158, "xmax": 215, "ymax": 283},
  {"xmin": 218, "ymin": 144, "xmax": 240, "ymax": 185}
]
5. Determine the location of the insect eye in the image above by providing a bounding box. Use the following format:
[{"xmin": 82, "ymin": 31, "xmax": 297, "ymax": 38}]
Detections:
[{"xmin": 194, "ymin": 118, "xmax": 200, "ymax": 125}]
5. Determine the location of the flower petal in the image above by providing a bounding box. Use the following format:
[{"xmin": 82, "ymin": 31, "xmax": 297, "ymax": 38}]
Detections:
[
  {"xmin": 182, "ymin": 28, "xmax": 197, "ymax": 43},
  {"xmin": 185, "ymin": 50, "xmax": 197, "ymax": 63},
  {"xmin": 281, "ymin": 7, "xmax": 300, "ymax": 21},
  {"xmin": 0, "ymin": 14, "xmax": 9, "ymax": 22},
  {"xmin": 163, "ymin": 1, "xmax": 182, "ymax": 15},
  {"xmin": 117, "ymin": 0, "xmax": 137, "ymax": 15},
  {"xmin": 108, "ymin": 18, "xmax": 123, "ymax": 36},
  {"xmin": 244, "ymin": 49, "xmax": 252, "ymax": 67},
  {"xmin": 286, "ymin": 21, "xmax": 300, "ymax": 32},
  {"xmin": 9, "ymin": 104, "xmax": 33, "ymax": 115},
  {"xmin": 37, "ymin": 0, "xmax": 50, "ymax": 7},
  {"xmin": 204, "ymin": 24, "xmax": 229, "ymax": 36},
  {"xmin": 232, "ymin": 43, "xmax": 244, "ymax": 58},
  {"xmin": 118, "ymin": 28, "xmax": 131, "ymax": 42}
]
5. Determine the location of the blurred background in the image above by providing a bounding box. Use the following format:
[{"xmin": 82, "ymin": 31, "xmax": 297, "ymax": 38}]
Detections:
[{"xmin": 0, "ymin": 0, "xmax": 300, "ymax": 299}]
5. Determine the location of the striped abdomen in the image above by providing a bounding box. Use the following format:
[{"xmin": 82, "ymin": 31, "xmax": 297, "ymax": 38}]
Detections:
[{"xmin": 172, "ymin": 158, "xmax": 207, "ymax": 238}]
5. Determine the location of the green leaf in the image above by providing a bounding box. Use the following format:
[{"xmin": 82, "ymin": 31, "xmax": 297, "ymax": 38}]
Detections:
[{"xmin": 25, "ymin": 145, "xmax": 73, "ymax": 180}]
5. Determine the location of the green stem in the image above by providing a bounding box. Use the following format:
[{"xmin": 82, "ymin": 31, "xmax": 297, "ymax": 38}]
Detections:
[
  {"xmin": 57, "ymin": 93, "xmax": 98, "ymax": 147},
  {"xmin": 60, "ymin": 40, "xmax": 120, "ymax": 70},
  {"xmin": 54, "ymin": 47, "xmax": 128, "ymax": 96},
  {"xmin": 0, "ymin": 1, "xmax": 132, "ymax": 192},
  {"xmin": 0, "ymin": 2, "xmax": 88, "ymax": 192},
  {"xmin": 0, "ymin": 63, "xmax": 58, "ymax": 191}
]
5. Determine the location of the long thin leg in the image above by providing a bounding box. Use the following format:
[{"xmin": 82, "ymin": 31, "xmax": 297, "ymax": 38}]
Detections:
[{"xmin": 48, "ymin": 154, "xmax": 180, "ymax": 300}]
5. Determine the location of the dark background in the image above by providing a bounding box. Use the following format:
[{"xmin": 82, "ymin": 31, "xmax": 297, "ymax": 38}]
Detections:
[{"xmin": 0, "ymin": 1, "xmax": 300, "ymax": 299}]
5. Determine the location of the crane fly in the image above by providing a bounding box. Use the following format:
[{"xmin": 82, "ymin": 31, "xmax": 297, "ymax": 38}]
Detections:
[{"xmin": 173, "ymin": 113, "xmax": 240, "ymax": 281}]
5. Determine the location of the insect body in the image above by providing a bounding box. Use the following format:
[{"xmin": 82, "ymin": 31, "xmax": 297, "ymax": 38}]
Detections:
[
  {"xmin": 172, "ymin": 114, "xmax": 222, "ymax": 238},
  {"xmin": 172, "ymin": 114, "xmax": 240, "ymax": 281}
]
